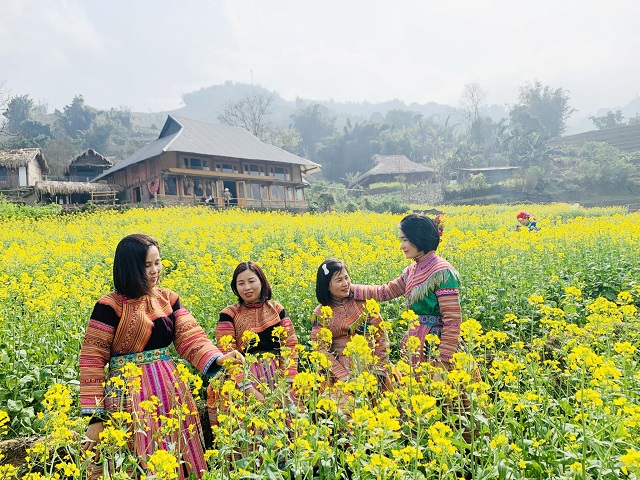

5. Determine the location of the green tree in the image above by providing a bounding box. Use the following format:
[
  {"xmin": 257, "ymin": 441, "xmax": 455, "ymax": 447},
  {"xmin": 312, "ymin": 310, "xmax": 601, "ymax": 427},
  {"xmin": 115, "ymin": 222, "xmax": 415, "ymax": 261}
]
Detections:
[
  {"xmin": 2, "ymin": 94, "xmax": 52, "ymax": 146},
  {"xmin": 218, "ymin": 91, "xmax": 274, "ymax": 140},
  {"xmin": 384, "ymin": 109, "xmax": 423, "ymax": 130},
  {"xmin": 315, "ymin": 121, "xmax": 387, "ymax": 181},
  {"xmin": 41, "ymin": 136, "xmax": 83, "ymax": 177},
  {"xmin": 82, "ymin": 107, "xmax": 133, "ymax": 153},
  {"xmin": 56, "ymin": 95, "xmax": 97, "ymax": 139},
  {"xmin": 459, "ymin": 83, "xmax": 492, "ymax": 150},
  {"xmin": 3, "ymin": 94, "xmax": 35, "ymax": 133},
  {"xmin": 590, "ymin": 110, "xmax": 625, "ymax": 130},
  {"xmin": 509, "ymin": 80, "xmax": 575, "ymax": 139},
  {"xmin": 290, "ymin": 104, "xmax": 336, "ymax": 158},
  {"xmin": 576, "ymin": 142, "xmax": 635, "ymax": 188},
  {"xmin": 265, "ymin": 127, "xmax": 303, "ymax": 155}
]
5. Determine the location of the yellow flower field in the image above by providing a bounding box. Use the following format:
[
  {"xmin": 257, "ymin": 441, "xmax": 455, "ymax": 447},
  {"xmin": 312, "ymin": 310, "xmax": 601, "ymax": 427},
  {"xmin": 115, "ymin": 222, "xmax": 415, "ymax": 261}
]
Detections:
[{"xmin": 0, "ymin": 203, "xmax": 639, "ymax": 478}]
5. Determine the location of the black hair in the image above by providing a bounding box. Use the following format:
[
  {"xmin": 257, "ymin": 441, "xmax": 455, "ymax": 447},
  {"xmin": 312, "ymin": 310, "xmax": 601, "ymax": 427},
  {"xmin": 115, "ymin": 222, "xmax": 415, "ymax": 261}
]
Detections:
[
  {"xmin": 399, "ymin": 213, "xmax": 440, "ymax": 254},
  {"xmin": 315, "ymin": 258, "xmax": 348, "ymax": 306},
  {"xmin": 113, "ymin": 234, "xmax": 160, "ymax": 299},
  {"xmin": 231, "ymin": 261, "xmax": 272, "ymax": 304}
]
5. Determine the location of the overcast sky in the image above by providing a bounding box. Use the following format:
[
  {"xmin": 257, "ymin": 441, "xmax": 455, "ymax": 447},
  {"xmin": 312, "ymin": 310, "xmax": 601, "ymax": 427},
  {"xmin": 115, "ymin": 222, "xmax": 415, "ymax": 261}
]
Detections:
[{"xmin": 1, "ymin": 0, "xmax": 639, "ymax": 119}]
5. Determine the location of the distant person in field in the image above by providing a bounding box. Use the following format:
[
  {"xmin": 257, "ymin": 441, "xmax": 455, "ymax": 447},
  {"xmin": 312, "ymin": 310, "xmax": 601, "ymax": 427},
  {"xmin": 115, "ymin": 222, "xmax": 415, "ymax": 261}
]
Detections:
[
  {"xmin": 206, "ymin": 261, "xmax": 299, "ymax": 427},
  {"xmin": 433, "ymin": 213, "xmax": 445, "ymax": 237},
  {"xmin": 79, "ymin": 234, "xmax": 242, "ymax": 479},
  {"xmin": 223, "ymin": 188, "xmax": 232, "ymax": 207},
  {"xmin": 311, "ymin": 258, "xmax": 391, "ymax": 390},
  {"xmin": 516, "ymin": 211, "xmax": 540, "ymax": 231}
]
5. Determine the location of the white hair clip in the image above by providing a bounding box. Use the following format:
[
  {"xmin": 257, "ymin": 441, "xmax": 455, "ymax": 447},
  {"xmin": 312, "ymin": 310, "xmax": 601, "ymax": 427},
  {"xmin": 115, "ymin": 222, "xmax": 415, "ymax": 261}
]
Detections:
[{"xmin": 322, "ymin": 264, "xmax": 330, "ymax": 275}]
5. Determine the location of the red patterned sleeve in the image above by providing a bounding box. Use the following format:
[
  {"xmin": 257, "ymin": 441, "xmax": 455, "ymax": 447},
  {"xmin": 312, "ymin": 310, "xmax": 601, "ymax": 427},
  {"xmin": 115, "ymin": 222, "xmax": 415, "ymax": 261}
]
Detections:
[
  {"xmin": 79, "ymin": 301, "xmax": 118, "ymax": 416},
  {"xmin": 279, "ymin": 309, "xmax": 299, "ymax": 381},
  {"xmin": 351, "ymin": 272, "xmax": 407, "ymax": 303},
  {"xmin": 214, "ymin": 307, "xmax": 245, "ymax": 384},
  {"xmin": 435, "ymin": 279, "xmax": 462, "ymax": 363},
  {"xmin": 171, "ymin": 293, "xmax": 223, "ymax": 374},
  {"xmin": 311, "ymin": 308, "xmax": 350, "ymax": 382},
  {"xmin": 369, "ymin": 313, "xmax": 391, "ymax": 376}
]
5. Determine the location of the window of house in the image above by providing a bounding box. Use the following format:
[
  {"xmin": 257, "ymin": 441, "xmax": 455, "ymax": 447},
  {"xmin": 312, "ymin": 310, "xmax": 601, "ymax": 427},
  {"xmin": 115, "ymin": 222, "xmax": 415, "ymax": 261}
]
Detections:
[
  {"xmin": 295, "ymin": 188, "xmax": 304, "ymax": 201},
  {"xmin": 74, "ymin": 167, "xmax": 96, "ymax": 180},
  {"xmin": 270, "ymin": 185, "xmax": 286, "ymax": 199},
  {"xmin": 0, "ymin": 166, "xmax": 7, "ymax": 178},
  {"xmin": 243, "ymin": 164, "xmax": 261, "ymax": 176},
  {"xmin": 194, "ymin": 180, "xmax": 204, "ymax": 197},
  {"xmin": 164, "ymin": 177, "xmax": 177, "ymax": 195},
  {"xmin": 222, "ymin": 164, "xmax": 236, "ymax": 173},
  {"xmin": 183, "ymin": 157, "xmax": 209, "ymax": 170},
  {"xmin": 250, "ymin": 183, "xmax": 260, "ymax": 199},
  {"xmin": 261, "ymin": 185, "xmax": 269, "ymax": 200},
  {"xmin": 286, "ymin": 187, "xmax": 294, "ymax": 200},
  {"xmin": 274, "ymin": 167, "xmax": 290, "ymax": 180}
]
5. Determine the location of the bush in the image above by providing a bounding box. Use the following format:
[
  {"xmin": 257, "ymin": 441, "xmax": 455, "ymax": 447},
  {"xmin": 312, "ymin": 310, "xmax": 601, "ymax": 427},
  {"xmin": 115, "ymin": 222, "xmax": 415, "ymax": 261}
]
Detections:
[
  {"xmin": 362, "ymin": 195, "xmax": 409, "ymax": 214},
  {"xmin": 0, "ymin": 195, "xmax": 63, "ymax": 219}
]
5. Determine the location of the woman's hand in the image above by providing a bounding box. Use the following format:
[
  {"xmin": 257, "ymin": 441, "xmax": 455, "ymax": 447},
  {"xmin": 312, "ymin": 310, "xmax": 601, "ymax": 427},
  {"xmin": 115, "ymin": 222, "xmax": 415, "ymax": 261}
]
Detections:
[
  {"xmin": 82, "ymin": 421, "xmax": 104, "ymax": 451},
  {"xmin": 215, "ymin": 350, "xmax": 244, "ymax": 366},
  {"xmin": 245, "ymin": 386, "xmax": 265, "ymax": 402}
]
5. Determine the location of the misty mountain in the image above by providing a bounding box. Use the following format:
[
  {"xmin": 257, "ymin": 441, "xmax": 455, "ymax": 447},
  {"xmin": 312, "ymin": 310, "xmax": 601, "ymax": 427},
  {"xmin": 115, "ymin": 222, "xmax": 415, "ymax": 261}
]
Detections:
[
  {"xmin": 133, "ymin": 81, "xmax": 507, "ymax": 133},
  {"xmin": 132, "ymin": 81, "xmax": 639, "ymax": 137}
]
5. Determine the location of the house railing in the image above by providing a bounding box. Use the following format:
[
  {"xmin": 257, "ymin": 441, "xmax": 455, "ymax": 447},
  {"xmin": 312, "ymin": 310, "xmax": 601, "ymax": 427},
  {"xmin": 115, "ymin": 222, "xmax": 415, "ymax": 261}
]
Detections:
[{"xmin": 0, "ymin": 179, "xmax": 22, "ymax": 189}]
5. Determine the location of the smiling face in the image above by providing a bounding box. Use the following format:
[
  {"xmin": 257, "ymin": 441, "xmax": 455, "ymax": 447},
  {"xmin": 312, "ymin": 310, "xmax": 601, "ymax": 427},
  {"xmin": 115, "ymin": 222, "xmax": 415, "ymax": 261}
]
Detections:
[
  {"xmin": 145, "ymin": 245, "xmax": 162, "ymax": 289},
  {"xmin": 235, "ymin": 268, "xmax": 262, "ymax": 304},
  {"xmin": 399, "ymin": 229, "xmax": 423, "ymax": 260},
  {"xmin": 329, "ymin": 267, "xmax": 351, "ymax": 302}
]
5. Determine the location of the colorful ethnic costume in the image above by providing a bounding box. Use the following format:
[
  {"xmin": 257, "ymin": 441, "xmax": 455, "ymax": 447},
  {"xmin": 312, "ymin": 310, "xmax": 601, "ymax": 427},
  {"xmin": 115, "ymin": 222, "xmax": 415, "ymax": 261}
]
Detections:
[
  {"xmin": 79, "ymin": 288, "xmax": 223, "ymax": 479},
  {"xmin": 352, "ymin": 251, "xmax": 482, "ymax": 442},
  {"xmin": 351, "ymin": 251, "xmax": 463, "ymax": 366},
  {"xmin": 206, "ymin": 300, "xmax": 298, "ymax": 425},
  {"xmin": 516, "ymin": 211, "xmax": 540, "ymax": 232},
  {"xmin": 311, "ymin": 298, "xmax": 390, "ymax": 382}
]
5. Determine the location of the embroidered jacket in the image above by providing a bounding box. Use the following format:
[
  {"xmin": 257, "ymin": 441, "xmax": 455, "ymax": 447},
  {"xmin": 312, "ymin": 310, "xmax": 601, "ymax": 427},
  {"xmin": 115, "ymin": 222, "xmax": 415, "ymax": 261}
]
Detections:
[
  {"xmin": 215, "ymin": 300, "xmax": 299, "ymax": 384},
  {"xmin": 311, "ymin": 297, "xmax": 390, "ymax": 381},
  {"xmin": 79, "ymin": 288, "xmax": 222, "ymax": 415},
  {"xmin": 352, "ymin": 251, "xmax": 461, "ymax": 362}
]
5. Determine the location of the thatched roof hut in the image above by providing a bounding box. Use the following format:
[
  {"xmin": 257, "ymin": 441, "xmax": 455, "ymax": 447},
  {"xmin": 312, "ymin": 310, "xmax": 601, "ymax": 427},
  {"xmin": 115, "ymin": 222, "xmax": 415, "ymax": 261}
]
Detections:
[
  {"xmin": 0, "ymin": 148, "xmax": 49, "ymax": 174},
  {"xmin": 34, "ymin": 180, "xmax": 122, "ymax": 196},
  {"xmin": 67, "ymin": 148, "xmax": 113, "ymax": 172},
  {"xmin": 65, "ymin": 148, "xmax": 113, "ymax": 179},
  {"xmin": 351, "ymin": 155, "xmax": 435, "ymax": 187}
]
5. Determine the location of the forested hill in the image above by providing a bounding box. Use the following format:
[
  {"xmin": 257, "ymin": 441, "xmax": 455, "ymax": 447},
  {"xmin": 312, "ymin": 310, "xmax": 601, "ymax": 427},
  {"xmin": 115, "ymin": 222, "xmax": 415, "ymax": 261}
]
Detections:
[{"xmin": 136, "ymin": 81, "xmax": 506, "ymax": 130}]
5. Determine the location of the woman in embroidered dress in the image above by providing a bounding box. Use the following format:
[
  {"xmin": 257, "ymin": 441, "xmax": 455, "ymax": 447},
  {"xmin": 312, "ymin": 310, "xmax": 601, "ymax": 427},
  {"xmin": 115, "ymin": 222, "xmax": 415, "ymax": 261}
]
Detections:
[
  {"xmin": 311, "ymin": 258, "xmax": 390, "ymax": 388},
  {"xmin": 350, "ymin": 214, "xmax": 481, "ymax": 443},
  {"xmin": 79, "ymin": 234, "xmax": 242, "ymax": 479},
  {"xmin": 206, "ymin": 261, "xmax": 299, "ymax": 425},
  {"xmin": 351, "ymin": 214, "xmax": 464, "ymax": 367}
]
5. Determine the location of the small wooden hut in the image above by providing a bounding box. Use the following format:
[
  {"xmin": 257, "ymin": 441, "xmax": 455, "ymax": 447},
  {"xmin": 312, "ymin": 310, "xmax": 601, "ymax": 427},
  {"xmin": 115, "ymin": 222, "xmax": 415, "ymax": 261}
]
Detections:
[
  {"xmin": 65, "ymin": 149, "xmax": 113, "ymax": 182},
  {"xmin": 0, "ymin": 148, "xmax": 49, "ymax": 189},
  {"xmin": 350, "ymin": 155, "xmax": 435, "ymax": 188},
  {"xmin": 35, "ymin": 180, "xmax": 122, "ymax": 206}
]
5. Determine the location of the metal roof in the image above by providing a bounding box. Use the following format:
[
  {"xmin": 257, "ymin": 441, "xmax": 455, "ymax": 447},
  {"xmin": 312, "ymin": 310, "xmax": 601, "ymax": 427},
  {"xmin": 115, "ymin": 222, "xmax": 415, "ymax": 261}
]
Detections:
[{"xmin": 93, "ymin": 115, "xmax": 320, "ymax": 181}]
